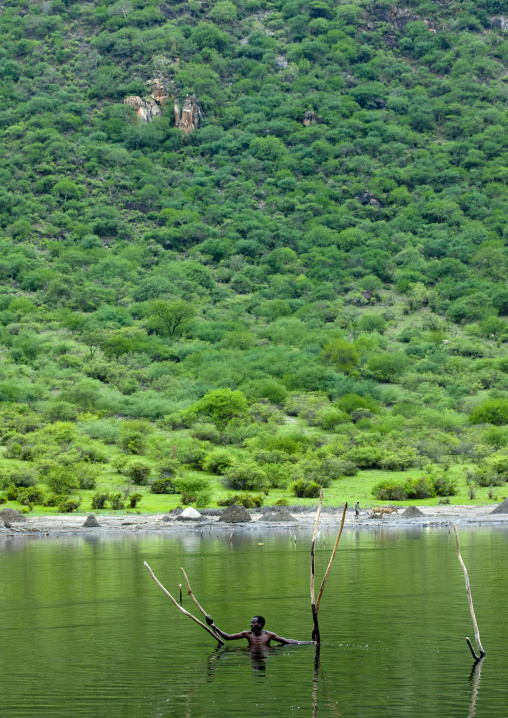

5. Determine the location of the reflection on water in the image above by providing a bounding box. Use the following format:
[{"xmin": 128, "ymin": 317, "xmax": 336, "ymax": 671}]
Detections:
[{"xmin": 1, "ymin": 527, "xmax": 508, "ymax": 717}]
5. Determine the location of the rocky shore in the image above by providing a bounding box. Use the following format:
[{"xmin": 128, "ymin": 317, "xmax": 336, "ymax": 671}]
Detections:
[{"xmin": 1, "ymin": 502, "xmax": 508, "ymax": 538}]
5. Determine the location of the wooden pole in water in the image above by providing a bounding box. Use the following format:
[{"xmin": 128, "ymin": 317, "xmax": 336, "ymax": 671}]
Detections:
[
  {"xmin": 452, "ymin": 525, "xmax": 485, "ymax": 660},
  {"xmin": 310, "ymin": 490, "xmax": 323, "ymax": 643},
  {"xmin": 316, "ymin": 502, "xmax": 347, "ymax": 615},
  {"xmin": 144, "ymin": 561, "xmax": 225, "ymax": 646}
]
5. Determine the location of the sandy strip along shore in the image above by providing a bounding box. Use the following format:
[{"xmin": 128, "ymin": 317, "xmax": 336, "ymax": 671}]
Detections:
[{"xmin": 1, "ymin": 504, "xmax": 508, "ymax": 538}]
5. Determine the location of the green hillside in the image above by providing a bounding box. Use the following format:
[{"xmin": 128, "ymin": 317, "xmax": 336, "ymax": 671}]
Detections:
[{"xmin": 1, "ymin": 0, "xmax": 508, "ymax": 513}]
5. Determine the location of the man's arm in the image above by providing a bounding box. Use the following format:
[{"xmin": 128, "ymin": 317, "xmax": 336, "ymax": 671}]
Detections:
[
  {"xmin": 268, "ymin": 632, "xmax": 316, "ymax": 645},
  {"xmin": 206, "ymin": 615, "xmax": 247, "ymax": 641}
]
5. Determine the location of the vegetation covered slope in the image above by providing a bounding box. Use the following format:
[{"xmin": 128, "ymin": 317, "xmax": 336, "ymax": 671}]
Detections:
[{"xmin": 1, "ymin": 0, "xmax": 508, "ymax": 512}]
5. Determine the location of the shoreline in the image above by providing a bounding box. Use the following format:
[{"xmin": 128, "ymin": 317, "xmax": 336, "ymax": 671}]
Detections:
[{"xmin": 2, "ymin": 504, "xmax": 508, "ymax": 538}]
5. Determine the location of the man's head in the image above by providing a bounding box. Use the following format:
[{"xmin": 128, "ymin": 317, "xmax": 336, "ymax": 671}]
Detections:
[{"xmin": 251, "ymin": 615, "xmax": 265, "ymax": 631}]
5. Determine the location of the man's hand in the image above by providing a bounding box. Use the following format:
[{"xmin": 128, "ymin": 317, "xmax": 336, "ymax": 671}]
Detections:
[{"xmin": 206, "ymin": 615, "xmax": 214, "ymax": 626}]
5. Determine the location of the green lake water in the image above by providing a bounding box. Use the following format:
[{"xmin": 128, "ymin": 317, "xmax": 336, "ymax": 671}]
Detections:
[{"xmin": 1, "ymin": 525, "xmax": 507, "ymax": 717}]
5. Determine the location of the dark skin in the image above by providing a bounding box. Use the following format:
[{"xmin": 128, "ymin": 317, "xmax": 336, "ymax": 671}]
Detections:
[{"xmin": 206, "ymin": 615, "xmax": 315, "ymax": 647}]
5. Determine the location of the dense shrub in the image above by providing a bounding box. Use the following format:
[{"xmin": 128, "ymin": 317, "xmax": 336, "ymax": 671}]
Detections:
[
  {"xmin": 469, "ymin": 399, "xmax": 508, "ymax": 426},
  {"xmin": 173, "ymin": 475, "xmax": 210, "ymax": 504},
  {"xmin": 150, "ymin": 478, "xmax": 178, "ymax": 494},
  {"xmin": 120, "ymin": 431, "xmax": 147, "ymax": 454},
  {"xmin": 290, "ymin": 479, "xmax": 321, "ymax": 499},
  {"xmin": 221, "ymin": 463, "xmax": 268, "ymax": 491},
  {"xmin": 58, "ymin": 498, "xmax": 82, "ymax": 513},
  {"xmin": 91, "ymin": 491, "xmax": 111, "ymax": 509},
  {"xmin": 345, "ymin": 446, "xmax": 384, "ymax": 469},
  {"xmin": 125, "ymin": 461, "xmax": 151, "ymax": 485},
  {"xmin": 17, "ymin": 486, "xmax": 45, "ymax": 505},
  {"xmin": 127, "ymin": 492, "xmax": 143, "ymax": 508},
  {"xmin": 202, "ymin": 449, "xmax": 235, "ymax": 474},
  {"xmin": 218, "ymin": 493, "xmax": 265, "ymax": 508},
  {"xmin": 109, "ymin": 493, "xmax": 124, "ymax": 510}
]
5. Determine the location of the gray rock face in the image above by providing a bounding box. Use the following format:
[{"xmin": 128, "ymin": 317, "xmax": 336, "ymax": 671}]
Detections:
[
  {"xmin": 0, "ymin": 508, "xmax": 27, "ymax": 523},
  {"xmin": 219, "ymin": 504, "xmax": 252, "ymax": 523},
  {"xmin": 83, "ymin": 514, "xmax": 100, "ymax": 527},
  {"xmin": 490, "ymin": 498, "xmax": 508, "ymax": 515}
]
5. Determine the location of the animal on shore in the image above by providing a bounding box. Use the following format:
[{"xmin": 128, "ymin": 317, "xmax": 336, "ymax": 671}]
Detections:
[{"xmin": 369, "ymin": 507, "xmax": 398, "ymax": 518}]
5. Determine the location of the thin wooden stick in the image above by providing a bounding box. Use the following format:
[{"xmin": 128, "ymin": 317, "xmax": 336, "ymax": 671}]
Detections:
[
  {"xmin": 453, "ymin": 525, "xmax": 485, "ymax": 658},
  {"xmin": 144, "ymin": 561, "xmax": 225, "ymax": 646},
  {"xmin": 316, "ymin": 502, "xmax": 347, "ymax": 615},
  {"xmin": 181, "ymin": 568, "xmax": 224, "ymax": 641},
  {"xmin": 310, "ymin": 490, "xmax": 323, "ymax": 643}
]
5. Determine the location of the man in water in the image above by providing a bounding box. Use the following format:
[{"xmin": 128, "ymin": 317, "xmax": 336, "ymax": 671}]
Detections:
[{"xmin": 206, "ymin": 615, "xmax": 315, "ymax": 646}]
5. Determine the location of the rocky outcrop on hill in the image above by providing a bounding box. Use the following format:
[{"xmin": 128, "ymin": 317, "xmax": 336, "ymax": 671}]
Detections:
[
  {"xmin": 124, "ymin": 78, "xmax": 170, "ymax": 122},
  {"xmin": 303, "ymin": 110, "xmax": 322, "ymax": 126},
  {"xmin": 175, "ymin": 95, "xmax": 204, "ymax": 134}
]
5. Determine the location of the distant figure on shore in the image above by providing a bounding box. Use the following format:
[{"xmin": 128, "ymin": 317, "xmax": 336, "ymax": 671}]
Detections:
[
  {"xmin": 355, "ymin": 501, "xmax": 360, "ymax": 519},
  {"xmin": 206, "ymin": 615, "xmax": 315, "ymax": 646}
]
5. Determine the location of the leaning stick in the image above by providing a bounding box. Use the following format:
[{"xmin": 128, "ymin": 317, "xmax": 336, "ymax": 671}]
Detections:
[
  {"xmin": 310, "ymin": 490, "xmax": 323, "ymax": 643},
  {"xmin": 452, "ymin": 525, "xmax": 485, "ymax": 659},
  {"xmin": 144, "ymin": 561, "xmax": 225, "ymax": 646},
  {"xmin": 316, "ymin": 502, "xmax": 347, "ymax": 615},
  {"xmin": 181, "ymin": 567, "xmax": 224, "ymax": 641},
  {"xmin": 181, "ymin": 568, "xmax": 208, "ymax": 617}
]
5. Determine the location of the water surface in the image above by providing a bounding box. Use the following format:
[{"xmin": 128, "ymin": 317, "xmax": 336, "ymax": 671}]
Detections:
[{"xmin": 1, "ymin": 526, "xmax": 507, "ymax": 717}]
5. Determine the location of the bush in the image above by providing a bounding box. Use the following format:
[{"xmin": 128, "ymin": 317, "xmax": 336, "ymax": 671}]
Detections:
[
  {"xmin": 109, "ymin": 493, "xmax": 124, "ymax": 510},
  {"xmin": 125, "ymin": 461, "xmax": 151, "ymax": 485},
  {"xmin": 120, "ymin": 431, "xmax": 147, "ymax": 454},
  {"xmin": 379, "ymin": 450, "xmax": 419, "ymax": 471},
  {"xmin": 221, "ymin": 463, "xmax": 268, "ymax": 491},
  {"xmin": 372, "ymin": 480, "xmax": 408, "ymax": 501},
  {"xmin": 194, "ymin": 489, "xmax": 213, "ymax": 507},
  {"xmin": 5, "ymin": 484, "xmax": 19, "ymax": 501},
  {"xmin": 202, "ymin": 449, "xmax": 235, "ymax": 475},
  {"xmin": 218, "ymin": 493, "xmax": 265, "ymax": 508},
  {"xmin": 274, "ymin": 497, "xmax": 289, "ymax": 506},
  {"xmin": 58, "ymin": 498, "xmax": 82, "ymax": 513},
  {"xmin": 467, "ymin": 467, "xmax": 504, "ymax": 487},
  {"xmin": 74, "ymin": 463, "xmax": 101, "ymax": 490},
  {"xmin": 91, "ymin": 491, "xmax": 111, "ymax": 509},
  {"xmin": 290, "ymin": 479, "xmax": 322, "ymax": 498},
  {"xmin": 17, "ymin": 487, "xmax": 45, "ymax": 505},
  {"xmin": 44, "ymin": 493, "xmax": 68, "ymax": 507},
  {"xmin": 149, "ymin": 478, "xmax": 178, "ymax": 494},
  {"xmin": 345, "ymin": 446, "xmax": 384, "ymax": 469},
  {"xmin": 46, "ymin": 467, "xmax": 78, "ymax": 495},
  {"xmin": 0, "ymin": 495, "xmax": 6, "ymax": 505},
  {"xmin": 190, "ymin": 423, "xmax": 221, "ymax": 443},
  {"xmin": 127, "ymin": 492, "xmax": 143, "ymax": 508},
  {"xmin": 470, "ymin": 399, "xmax": 508, "ymax": 426},
  {"xmin": 173, "ymin": 475, "xmax": 210, "ymax": 504}
]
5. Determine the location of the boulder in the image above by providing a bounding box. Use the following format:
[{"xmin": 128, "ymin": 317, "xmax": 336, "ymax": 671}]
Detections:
[
  {"xmin": 490, "ymin": 498, "xmax": 508, "ymax": 515},
  {"xmin": 83, "ymin": 514, "xmax": 100, "ymax": 527},
  {"xmin": 0, "ymin": 508, "xmax": 27, "ymax": 523},
  {"xmin": 219, "ymin": 504, "xmax": 252, "ymax": 523}
]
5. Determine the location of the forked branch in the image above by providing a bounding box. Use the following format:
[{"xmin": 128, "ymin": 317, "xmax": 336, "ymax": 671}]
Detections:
[{"xmin": 144, "ymin": 561, "xmax": 225, "ymax": 646}]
